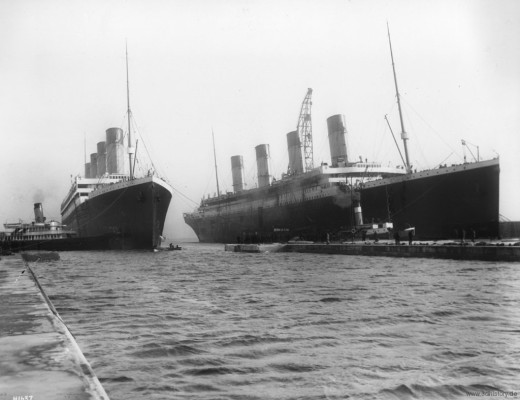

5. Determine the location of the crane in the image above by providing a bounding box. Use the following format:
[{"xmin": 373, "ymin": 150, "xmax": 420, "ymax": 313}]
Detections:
[{"xmin": 297, "ymin": 88, "xmax": 314, "ymax": 172}]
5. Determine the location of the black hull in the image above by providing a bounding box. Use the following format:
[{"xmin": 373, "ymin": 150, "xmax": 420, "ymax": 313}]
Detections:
[
  {"xmin": 186, "ymin": 187, "xmax": 360, "ymax": 243},
  {"xmin": 62, "ymin": 177, "xmax": 172, "ymax": 250},
  {"xmin": 184, "ymin": 160, "xmax": 499, "ymax": 243},
  {"xmin": 360, "ymin": 160, "xmax": 499, "ymax": 240}
]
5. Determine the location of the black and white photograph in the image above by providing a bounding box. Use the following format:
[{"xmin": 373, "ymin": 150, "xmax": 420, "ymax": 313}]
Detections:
[{"xmin": 1, "ymin": 0, "xmax": 519, "ymax": 399}]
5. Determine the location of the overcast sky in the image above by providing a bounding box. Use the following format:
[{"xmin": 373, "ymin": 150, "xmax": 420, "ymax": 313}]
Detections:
[{"xmin": 1, "ymin": 0, "xmax": 519, "ymax": 240}]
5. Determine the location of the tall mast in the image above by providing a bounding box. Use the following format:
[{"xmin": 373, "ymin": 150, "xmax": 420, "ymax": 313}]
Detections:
[
  {"xmin": 126, "ymin": 43, "xmax": 135, "ymax": 179},
  {"xmin": 212, "ymin": 129, "xmax": 220, "ymax": 197},
  {"xmin": 387, "ymin": 23, "xmax": 411, "ymax": 174}
]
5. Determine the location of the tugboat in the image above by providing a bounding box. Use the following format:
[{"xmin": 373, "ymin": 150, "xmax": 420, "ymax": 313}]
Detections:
[{"xmin": 0, "ymin": 203, "xmax": 77, "ymax": 252}]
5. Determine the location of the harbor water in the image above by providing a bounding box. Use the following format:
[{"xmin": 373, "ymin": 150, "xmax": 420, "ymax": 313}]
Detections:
[{"xmin": 31, "ymin": 244, "xmax": 520, "ymax": 399}]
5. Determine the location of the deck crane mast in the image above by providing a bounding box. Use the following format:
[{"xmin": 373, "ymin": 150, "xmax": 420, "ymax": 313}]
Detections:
[{"xmin": 297, "ymin": 88, "xmax": 314, "ymax": 172}]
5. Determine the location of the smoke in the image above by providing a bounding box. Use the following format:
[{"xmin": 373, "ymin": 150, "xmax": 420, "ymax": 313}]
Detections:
[
  {"xmin": 332, "ymin": 187, "xmax": 355, "ymax": 209},
  {"xmin": 32, "ymin": 188, "xmax": 45, "ymax": 204}
]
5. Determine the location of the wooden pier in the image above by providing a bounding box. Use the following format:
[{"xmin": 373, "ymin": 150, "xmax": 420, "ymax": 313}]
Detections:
[
  {"xmin": 225, "ymin": 241, "xmax": 520, "ymax": 262},
  {"xmin": 0, "ymin": 253, "xmax": 109, "ymax": 400},
  {"xmin": 281, "ymin": 242, "xmax": 520, "ymax": 262}
]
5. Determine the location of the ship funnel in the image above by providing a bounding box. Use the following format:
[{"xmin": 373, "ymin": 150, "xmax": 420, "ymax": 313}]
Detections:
[
  {"xmin": 34, "ymin": 203, "xmax": 45, "ymax": 223},
  {"xmin": 231, "ymin": 155, "xmax": 245, "ymax": 192},
  {"xmin": 97, "ymin": 141, "xmax": 107, "ymax": 177},
  {"xmin": 90, "ymin": 153, "xmax": 98, "ymax": 178},
  {"xmin": 106, "ymin": 127, "xmax": 126, "ymax": 175},
  {"xmin": 255, "ymin": 144, "xmax": 273, "ymax": 188},
  {"xmin": 327, "ymin": 114, "xmax": 349, "ymax": 166},
  {"xmin": 287, "ymin": 131, "xmax": 304, "ymax": 174},
  {"xmin": 354, "ymin": 200, "xmax": 363, "ymax": 226},
  {"xmin": 85, "ymin": 162, "xmax": 91, "ymax": 178}
]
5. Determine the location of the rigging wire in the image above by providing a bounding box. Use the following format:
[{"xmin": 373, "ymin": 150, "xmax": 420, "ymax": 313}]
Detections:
[
  {"xmin": 401, "ymin": 96, "xmax": 463, "ymax": 161},
  {"xmin": 121, "ymin": 110, "xmax": 203, "ymax": 208},
  {"xmin": 171, "ymin": 186, "xmax": 199, "ymax": 207},
  {"xmin": 367, "ymin": 99, "xmax": 398, "ymax": 164},
  {"xmin": 129, "ymin": 113, "xmax": 159, "ymax": 175},
  {"xmin": 434, "ymin": 152, "xmax": 454, "ymax": 169}
]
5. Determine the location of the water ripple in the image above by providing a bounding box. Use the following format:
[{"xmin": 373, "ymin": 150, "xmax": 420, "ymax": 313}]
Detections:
[{"xmin": 32, "ymin": 244, "xmax": 520, "ymax": 400}]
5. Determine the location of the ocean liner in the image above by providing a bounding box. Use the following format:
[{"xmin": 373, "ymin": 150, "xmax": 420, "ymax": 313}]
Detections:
[
  {"xmin": 60, "ymin": 50, "xmax": 173, "ymax": 250},
  {"xmin": 183, "ymin": 31, "xmax": 499, "ymax": 243}
]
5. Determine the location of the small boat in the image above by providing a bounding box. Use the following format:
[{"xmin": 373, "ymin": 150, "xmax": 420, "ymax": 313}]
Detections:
[
  {"xmin": 153, "ymin": 244, "xmax": 182, "ymax": 252},
  {"xmin": 0, "ymin": 203, "xmax": 77, "ymax": 252}
]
